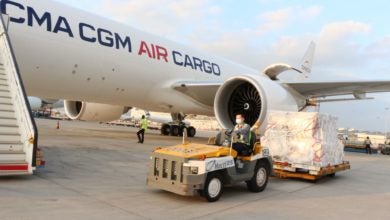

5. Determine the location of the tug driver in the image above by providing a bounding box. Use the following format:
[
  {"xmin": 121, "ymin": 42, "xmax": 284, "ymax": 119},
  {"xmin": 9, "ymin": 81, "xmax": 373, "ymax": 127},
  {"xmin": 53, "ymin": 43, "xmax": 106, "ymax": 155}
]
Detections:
[{"xmin": 232, "ymin": 114, "xmax": 251, "ymax": 155}]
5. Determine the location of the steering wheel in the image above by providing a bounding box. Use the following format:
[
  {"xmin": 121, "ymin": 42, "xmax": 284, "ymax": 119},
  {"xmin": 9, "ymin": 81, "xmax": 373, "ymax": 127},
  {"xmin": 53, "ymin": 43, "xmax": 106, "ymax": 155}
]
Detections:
[{"xmin": 225, "ymin": 129, "xmax": 233, "ymax": 136}]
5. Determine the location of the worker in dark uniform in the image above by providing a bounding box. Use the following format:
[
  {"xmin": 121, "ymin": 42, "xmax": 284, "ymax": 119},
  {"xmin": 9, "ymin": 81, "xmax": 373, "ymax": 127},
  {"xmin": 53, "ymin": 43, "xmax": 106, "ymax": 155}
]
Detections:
[
  {"xmin": 232, "ymin": 114, "xmax": 251, "ymax": 155},
  {"xmin": 137, "ymin": 115, "xmax": 148, "ymax": 144},
  {"xmin": 364, "ymin": 136, "xmax": 372, "ymax": 154}
]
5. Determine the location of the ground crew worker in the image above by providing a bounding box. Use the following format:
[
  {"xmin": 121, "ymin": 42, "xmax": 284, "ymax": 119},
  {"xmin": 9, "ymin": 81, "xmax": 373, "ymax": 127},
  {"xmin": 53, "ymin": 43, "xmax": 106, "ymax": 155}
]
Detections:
[
  {"xmin": 232, "ymin": 114, "xmax": 251, "ymax": 155},
  {"xmin": 137, "ymin": 115, "xmax": 148, "ymax": 144},
  {"xmin": 364, "ymin": 136, "xmax": 372, "ymax": 154}
]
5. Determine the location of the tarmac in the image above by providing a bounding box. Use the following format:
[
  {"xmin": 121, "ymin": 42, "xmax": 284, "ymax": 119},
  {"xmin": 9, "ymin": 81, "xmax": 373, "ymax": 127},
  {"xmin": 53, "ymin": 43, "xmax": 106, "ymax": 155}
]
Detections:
[{"xmin": 1, "ymin": 119, "xmax": 389, "ymax": 220}]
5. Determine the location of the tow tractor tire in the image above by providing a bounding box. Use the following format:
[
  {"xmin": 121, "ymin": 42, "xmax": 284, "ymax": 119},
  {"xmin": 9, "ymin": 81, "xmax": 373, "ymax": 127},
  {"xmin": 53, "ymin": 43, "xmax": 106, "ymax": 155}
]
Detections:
[
  {"xmin": 246, "ymin": 161, "xmax": 269, "ymax": 193},
  {"xmin": 203, "ymin": 173, "xmax": 223, "ymax": 202},
  {"xmin": 161, "ymin": 124, "xmax": 171, "ymax": 136},
  {"xmin": 187, "ymin": 126, "xmax": 196, "ymax": 137},
  {"xmin": 170, "ymin": 125, "xmax": 180, "ymax": 136}
]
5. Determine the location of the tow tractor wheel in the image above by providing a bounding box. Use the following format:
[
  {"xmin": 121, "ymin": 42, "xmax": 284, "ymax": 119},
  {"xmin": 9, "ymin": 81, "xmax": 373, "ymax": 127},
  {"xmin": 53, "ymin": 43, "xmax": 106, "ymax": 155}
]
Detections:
[
  {"xmin": 187, "ymin": 126, "xmax": 196, "ymax": 137},
  {"xmin": 170, "ymin": 125, "xmax": 180, "ymax": 136},
  {"xmin": 161, "ymin": 124, "xmax": 171, "ymax": 136},
  {"xmin": 203, "ymin": 173, "xmax": 223, "ymax": 202},
  {"xmin": 246, "ymin": 161, "xmax": 269, "ymax": 193}
]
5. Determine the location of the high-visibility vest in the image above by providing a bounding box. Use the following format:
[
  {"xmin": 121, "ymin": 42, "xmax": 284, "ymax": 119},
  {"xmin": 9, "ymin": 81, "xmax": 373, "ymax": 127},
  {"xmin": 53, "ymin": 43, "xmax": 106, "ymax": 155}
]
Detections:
[{"xmin": 140, "ymin": 119, "xmax": 148, "ymax": 131}]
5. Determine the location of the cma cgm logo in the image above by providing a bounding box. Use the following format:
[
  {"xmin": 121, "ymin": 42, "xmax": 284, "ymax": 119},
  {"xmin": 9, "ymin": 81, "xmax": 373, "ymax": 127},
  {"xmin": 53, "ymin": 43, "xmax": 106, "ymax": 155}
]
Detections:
[{"xmin": 0, "ymin": 0, "xmax": 221, "ymax": 76}]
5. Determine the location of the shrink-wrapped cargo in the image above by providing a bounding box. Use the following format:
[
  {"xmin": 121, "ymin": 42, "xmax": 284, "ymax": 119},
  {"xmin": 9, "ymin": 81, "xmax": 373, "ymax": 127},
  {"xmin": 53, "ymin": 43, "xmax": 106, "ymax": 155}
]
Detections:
[{"xmin": 262, "ymin": 111, "xmax": 344, "ymax": 167}]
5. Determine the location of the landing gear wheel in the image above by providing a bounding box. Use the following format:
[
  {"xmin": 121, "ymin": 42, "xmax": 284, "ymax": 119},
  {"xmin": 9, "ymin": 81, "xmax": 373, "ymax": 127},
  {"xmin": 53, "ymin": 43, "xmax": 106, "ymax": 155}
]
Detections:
[
  {"xmin": 328, "ymin": 173, "xmax": 336, "ymax": 178},
  {"xmin": 187, "ymin": 126, "xmax": 196, "ymax": 137},
  {"xmin": 204, "ymin": 173, "xmax": 223, "ymax": 202},
  {"xmin": 170, "ymin": 125, "xmax": 180, "ymax": 136},
  {"xmin": 161, "ymin": 124, "xmax": 171, "ymax": 136},
  {"xmin": 246, "ymin": 161, "xmax": 269, "ymax": 192}
]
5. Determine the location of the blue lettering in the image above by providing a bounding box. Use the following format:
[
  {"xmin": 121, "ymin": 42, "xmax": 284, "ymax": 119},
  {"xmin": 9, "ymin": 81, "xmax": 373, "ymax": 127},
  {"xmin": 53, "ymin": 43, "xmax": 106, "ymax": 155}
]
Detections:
[
  {"xmin": 172, "ymin": 51, "xmax": 183, "ymax": 65},
  {"xmin": 203, "ymin": 61, "xmax": 212, "ymax": 74},
  {"xmin": 53, "ymin": 16, "xmax": 73, "ymax": 37},
  {"xmin": 212, "ymin": 63, "xmax": 221, "ymax": 76},
  {"xmin": 97, "ymin": 28, "xmax": 114, "ymax": 47},
  {"xmin": 184, "ymin": 55, "xmax": 194, "ymax": 69},
  {"xmin": 79, "ymin": 23, "xmax": 96, "ymax": 42},
  {"xmin": 1, "ymin": 0, "xmax": 25, "ymax": 23},
  {"xmin": 193, "ymin": 57, "xmax": 203, "ymax": 72},
  {"xmin": 115, "ymin": 33, "xmax": 131, "ymax": 52},
  {"xmin": 27, "ymin": 6, "xmax": 51, "ymax": 31}
]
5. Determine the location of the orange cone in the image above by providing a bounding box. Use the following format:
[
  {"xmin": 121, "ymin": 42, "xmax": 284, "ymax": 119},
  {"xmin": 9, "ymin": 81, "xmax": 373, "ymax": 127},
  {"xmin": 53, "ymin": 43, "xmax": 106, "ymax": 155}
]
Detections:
[{"xmin": 56, "ymin": 120, "xmax": 60, "ymax": 129}]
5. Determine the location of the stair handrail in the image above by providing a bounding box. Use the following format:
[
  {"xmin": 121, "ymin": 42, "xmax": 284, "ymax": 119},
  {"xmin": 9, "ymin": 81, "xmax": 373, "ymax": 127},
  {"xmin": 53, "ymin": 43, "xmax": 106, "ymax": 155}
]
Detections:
[{"xmin": 0, "ymin": 14, "xmax": 38, "ymax": 168}]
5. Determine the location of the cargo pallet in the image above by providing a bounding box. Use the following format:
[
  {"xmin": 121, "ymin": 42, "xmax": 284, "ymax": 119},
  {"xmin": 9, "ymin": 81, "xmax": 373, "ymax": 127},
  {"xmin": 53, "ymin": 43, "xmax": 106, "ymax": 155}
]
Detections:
[{"xmin": 273, "ymin": 161, "xmax": 350, "ymax": 181}]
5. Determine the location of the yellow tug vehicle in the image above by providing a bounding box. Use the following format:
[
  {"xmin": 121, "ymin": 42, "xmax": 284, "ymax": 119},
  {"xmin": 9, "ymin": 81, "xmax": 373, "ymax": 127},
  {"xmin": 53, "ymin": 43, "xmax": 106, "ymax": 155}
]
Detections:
[{"xmin": 147, "ymin": 132, "xmax": 272, "ymax": 202}]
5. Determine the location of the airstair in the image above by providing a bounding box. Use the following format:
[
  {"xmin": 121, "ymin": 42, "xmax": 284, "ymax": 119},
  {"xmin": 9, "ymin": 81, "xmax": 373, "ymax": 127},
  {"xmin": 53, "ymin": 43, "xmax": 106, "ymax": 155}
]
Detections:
[{"xmin": 0, "ymin": 15, "xmax": 38, "ymax": 175}]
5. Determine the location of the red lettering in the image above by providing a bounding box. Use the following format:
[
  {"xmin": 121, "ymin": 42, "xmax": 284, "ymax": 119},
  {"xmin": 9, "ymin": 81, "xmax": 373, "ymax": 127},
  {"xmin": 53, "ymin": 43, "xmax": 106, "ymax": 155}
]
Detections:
[
  {"xmin": 156, "ymin": 46, "xmax": 168, "ymax": 62},
  {"xmin": 138, "ymin": 41, "xmax": 152, "ymax": 58},
  {"xmin": 138, "ymin": 41, "xmax": 169, "ymax": 62}
]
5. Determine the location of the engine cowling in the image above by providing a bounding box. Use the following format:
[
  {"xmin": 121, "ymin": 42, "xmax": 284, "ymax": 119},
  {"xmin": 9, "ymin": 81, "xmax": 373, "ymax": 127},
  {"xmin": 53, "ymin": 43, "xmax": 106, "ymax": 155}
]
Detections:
[
  {"xmin": 214, "ymin": 75, "xmax": 300, "ymax": 130},
  {"xmin": 64, "ymin": 101, "xmax": 128, "ymax": 122}
]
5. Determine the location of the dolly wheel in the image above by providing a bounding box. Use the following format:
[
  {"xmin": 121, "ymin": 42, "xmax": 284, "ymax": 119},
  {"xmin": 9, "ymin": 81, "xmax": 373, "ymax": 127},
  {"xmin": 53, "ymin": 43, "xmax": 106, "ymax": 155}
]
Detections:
[
  {"xmin": 204, "ymin": 173, "xmax": 223, "ymax": 202},
  {"xmin": 246, "ymin": 161, "xmax": 269, "ymax": 192}
]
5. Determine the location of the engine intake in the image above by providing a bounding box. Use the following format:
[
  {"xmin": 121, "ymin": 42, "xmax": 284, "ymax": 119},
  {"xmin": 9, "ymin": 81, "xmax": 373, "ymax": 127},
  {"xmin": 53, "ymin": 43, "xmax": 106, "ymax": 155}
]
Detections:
[{"xmin": 214, "ymin": 75, "xmax": 267, "ymax": 129}]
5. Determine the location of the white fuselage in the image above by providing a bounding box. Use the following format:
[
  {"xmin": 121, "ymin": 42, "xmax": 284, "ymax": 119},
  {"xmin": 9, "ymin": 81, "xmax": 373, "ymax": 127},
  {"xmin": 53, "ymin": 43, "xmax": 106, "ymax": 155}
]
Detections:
[{"xmin": 1, "ymin": 0, "xmax": 299, "ymax": 116}]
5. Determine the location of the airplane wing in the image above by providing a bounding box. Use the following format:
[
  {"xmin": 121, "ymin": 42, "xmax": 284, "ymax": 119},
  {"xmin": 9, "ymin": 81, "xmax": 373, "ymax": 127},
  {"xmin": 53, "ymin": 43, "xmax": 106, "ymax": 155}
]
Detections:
[
  {"xmin": 174, "ymin": 80, "xmax": 390, "ymax": 107},
  {"xmin": 172, "ymin": 81, "xmax": 222, "ymax": 106},
  {"xmin": 285, "ymin": 81, "xmax": 390, "ymax": 98}
]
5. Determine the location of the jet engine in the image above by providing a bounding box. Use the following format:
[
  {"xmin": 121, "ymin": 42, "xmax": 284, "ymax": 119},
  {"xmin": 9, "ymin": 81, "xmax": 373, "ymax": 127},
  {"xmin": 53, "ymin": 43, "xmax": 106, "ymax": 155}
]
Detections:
[
  {"xmin": 214, "ymin": 75, "xmax": 300, "ymax": 130},
  {"xmin": 64, "ymin": 101, "xmax": 129, "ymax": 122}
]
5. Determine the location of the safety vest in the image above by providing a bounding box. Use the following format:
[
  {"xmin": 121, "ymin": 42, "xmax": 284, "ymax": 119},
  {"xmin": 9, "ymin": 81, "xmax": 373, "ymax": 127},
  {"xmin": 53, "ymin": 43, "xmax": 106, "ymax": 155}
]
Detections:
[
  {"xmin": 140, "ymin": 119, "xmax": 148, "ymax": 131},
  {"xmin": 247, "ymin": 132, "xmax": 252, "ymax": 146}
]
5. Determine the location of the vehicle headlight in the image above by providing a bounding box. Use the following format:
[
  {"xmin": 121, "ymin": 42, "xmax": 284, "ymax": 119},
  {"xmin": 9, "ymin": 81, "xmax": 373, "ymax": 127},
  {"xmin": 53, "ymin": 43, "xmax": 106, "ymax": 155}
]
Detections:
[
  {"xmin": 190, "ymin": 167, "xmax": 199, "ymax": 175},
  {"xmin": 183, "ymin": 166, "xmax": 199, "ymax": 175}
]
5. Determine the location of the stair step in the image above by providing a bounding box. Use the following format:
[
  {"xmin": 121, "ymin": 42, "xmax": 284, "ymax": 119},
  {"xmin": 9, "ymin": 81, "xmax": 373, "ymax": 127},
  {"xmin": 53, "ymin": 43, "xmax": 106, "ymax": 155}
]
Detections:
[
  {"xmin": 0, "ymin": 84, "xmax": 9, "ymax": 90},
  {"xmin": 0, "ymin": 134, "xmax": 21, "ymax": 143},
  {"xmin": 0, "ymin": 124, "xmax": 18, "ymax": 128},
  {"xmin": 0, "ymin": 91, "xmax": 11, "ymax": 97},
  {"xmin": 0, "ymin": 130, "xmax": 20, "ymax": 135},
  {"xmin": 0, "ymin": 104, "xmax": 14, "ymax": 111},
  {"xmin": 0, "ymin": 118, "xmax": 18, "ymax": 126},
  {"xmin": 0, "ymin": 114, "xmax": 16, "ymax": 119},
  {"xmin": 0, "ymin": 153, "xmax": 25, "ymax": 161},
  {"xmin": 0, "ymin": 150, "xmax": 24, "ymax": 154},
  {"xmin": 0, "ymin": 111, "xmax": 15, "ymax": 118},
  {"xmin": 0, "ymin": 97, "xmax": 12, "ymax": 104},
  {"xmin": 0, "ymin": 126, "xmax": 19, "ymax": 133},
  {"xmin": 0, "ymin": 143, "xmax": 24, "ymax": 151}
]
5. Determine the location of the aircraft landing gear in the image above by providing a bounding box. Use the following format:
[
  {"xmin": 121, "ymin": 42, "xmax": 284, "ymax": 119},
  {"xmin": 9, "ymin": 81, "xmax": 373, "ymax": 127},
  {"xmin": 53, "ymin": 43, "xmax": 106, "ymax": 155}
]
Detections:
[{"xmin": 160, "ymin": 123, "xmax": 196, "ymax": 137}]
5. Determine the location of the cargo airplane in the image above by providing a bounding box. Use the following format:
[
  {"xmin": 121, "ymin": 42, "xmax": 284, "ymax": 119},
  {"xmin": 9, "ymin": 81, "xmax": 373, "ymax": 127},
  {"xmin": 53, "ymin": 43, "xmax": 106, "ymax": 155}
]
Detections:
[{"xmin": 2, "ymin": 0, "xmax": 390, "ymax": 137}]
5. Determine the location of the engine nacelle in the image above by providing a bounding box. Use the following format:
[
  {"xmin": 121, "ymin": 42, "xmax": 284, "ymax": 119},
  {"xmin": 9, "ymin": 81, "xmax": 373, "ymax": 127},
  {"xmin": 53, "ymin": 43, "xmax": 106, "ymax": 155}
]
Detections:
[
  {"xmin": 214, "ymin": 75, "xmax": 300, "ymax": 130},
  {"xmin": 64, "ymin": 101, "xmax": 128, "ymax": 122}
]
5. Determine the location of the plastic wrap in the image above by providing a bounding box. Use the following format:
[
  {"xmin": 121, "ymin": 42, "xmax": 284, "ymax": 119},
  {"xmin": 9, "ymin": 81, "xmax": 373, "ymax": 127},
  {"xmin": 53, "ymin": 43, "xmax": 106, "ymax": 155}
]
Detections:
[{"xmin": 262, "ymin": 111, "xmax": 344, "ymax": 167}]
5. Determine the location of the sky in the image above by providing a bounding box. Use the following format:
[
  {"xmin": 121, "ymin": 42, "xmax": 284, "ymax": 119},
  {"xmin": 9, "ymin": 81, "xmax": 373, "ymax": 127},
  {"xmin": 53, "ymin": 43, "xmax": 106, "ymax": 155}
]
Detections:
[{"xmin": 55, "ymin": 0, "xmax": 390, "ymax": 132}]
